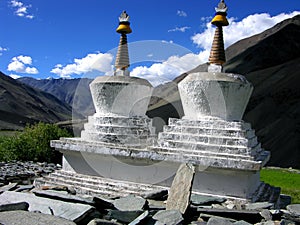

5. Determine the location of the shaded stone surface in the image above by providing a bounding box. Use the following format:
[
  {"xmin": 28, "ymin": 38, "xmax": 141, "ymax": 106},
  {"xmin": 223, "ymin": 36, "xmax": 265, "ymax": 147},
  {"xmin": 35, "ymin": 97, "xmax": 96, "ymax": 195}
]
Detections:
[
  {"xmin": 106, "ymin": 210, "xmax": 144, "ymax": 223},
  {"xmin": 245, "ymin": 202, "xmax": 274, "ymax": 210},
  {"xmin": 287, "ymin": 204, "xmax": 300, "ymax": 217},
  {"xmin": 0, "ymin": 191, "xmax": 94, "ymax": 223},
  {"xmin": 0, "ymin": 201, "xmax": 29, "ymax": 212},
  {"xmin": 0, "ymin": 210, "xmax": 76, "ymax": 225},
  {"xmin": 166, "ymin": 163, "xmax": 195, "ymax": 214},
  {"xmin": 113, "ymin": 195, "xmax": 147, "ymax": 211},
  {"xmin": 191, "ymin": 194, "xmax": 226, "ymax": 206},
  {"xmin": 93, "ymin": 196, "xmax": 115, "ymax": 209},
  {"xmin": 128, "ymin": 210, "xmax": 149, "ymax": 225},
  {"xmin": 207, "ymin": 217, "xmax": 234, "ymax": 225},
  {"xmin": 153, "ymin": 210, "xmax": 184, "ymax": 225},
  {"xmin": 141, "ymin": 189, "xmax": 168, "ymax": 200}
]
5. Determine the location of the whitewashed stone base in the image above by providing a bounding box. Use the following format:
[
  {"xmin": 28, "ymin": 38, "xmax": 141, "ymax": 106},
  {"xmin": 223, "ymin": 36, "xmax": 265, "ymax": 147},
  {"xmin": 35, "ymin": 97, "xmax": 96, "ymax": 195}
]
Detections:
[{"xmin": 81, "ymin": 115, "xmax": 156, "ymax": 147}]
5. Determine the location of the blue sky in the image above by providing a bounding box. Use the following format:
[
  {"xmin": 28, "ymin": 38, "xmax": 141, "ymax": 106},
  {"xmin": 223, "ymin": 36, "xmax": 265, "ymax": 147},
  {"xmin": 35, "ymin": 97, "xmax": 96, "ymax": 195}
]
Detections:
[{"xmin": 0, "ymin": 0, "xmax": 299, "ymax": 85}]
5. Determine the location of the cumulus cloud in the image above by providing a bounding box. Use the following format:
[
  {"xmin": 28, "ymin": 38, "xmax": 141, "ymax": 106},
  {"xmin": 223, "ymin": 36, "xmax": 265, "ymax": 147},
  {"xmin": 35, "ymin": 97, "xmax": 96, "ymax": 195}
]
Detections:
[
  {"xmin": 7, "ymin": 55, "xmax": 38, "ymax": 74},
  {"xmin": 168, "ymin": 26, "xmax": 191, "ymax": 33},
  {"xmin": 177, "ymin": 10, "xmax": 187, "ymax": 17},
  {"xmin": 131, "ymin": 53, "xmax": 201, "ymax": 86},
  {"xmin": 192, "ymin": 11, "xmax": 300, "ymax": 57},
  {"xmin": 0, "ymin": 47, "xmax": 8, "ymax": 56},
  {"xmin": 50, "ymin": 52, "xmax": 114, "ymax": 78},
  {"xmin": 10, "ymin": 0, "xmax": 34, "ymax": 19}
]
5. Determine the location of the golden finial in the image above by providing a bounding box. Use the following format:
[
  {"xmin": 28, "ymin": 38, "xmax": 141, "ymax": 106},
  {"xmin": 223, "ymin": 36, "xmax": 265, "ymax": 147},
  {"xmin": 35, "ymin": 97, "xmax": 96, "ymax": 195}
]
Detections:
[
  {"xmin": 211, "ymin": 0, "xmax": 229, "ymax": 26},
  {"xmin": 116, "ymin": 11, "xmax": 132, "ymax": 34},
  {"xmin": 208, "ymin": 0, "xmax": 229, "ymax": 67}
]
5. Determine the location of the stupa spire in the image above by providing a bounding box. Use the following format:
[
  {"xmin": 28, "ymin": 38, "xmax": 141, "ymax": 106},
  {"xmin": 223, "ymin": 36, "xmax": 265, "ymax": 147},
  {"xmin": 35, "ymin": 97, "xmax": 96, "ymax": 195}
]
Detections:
[
  {"xmin": 208, "ymin": 0, "xmax": 229, "ymax": 69},
  {"xmin": 114, "ymin": 11, "xmax": 132, "ymax": 76}
]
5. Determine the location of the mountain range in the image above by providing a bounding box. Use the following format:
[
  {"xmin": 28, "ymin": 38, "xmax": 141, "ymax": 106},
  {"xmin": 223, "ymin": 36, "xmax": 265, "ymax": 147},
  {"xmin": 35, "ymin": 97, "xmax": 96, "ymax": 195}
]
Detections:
[
  {"xmin": 0, "ymin": 72, "xmax": 73, "ymax": 130},
  {"xmin": 7, "ymin": 14, "xmax": 300, "ymax": 168}
]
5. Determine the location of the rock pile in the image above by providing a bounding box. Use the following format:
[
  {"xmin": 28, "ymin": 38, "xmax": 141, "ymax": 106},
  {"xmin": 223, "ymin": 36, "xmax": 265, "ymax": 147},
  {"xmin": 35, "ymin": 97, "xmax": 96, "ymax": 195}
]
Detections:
[
  {"xmin": 0, "ymin": 161, "xmax": 61, "ymax": 186},
  {"xmin": 0, "ymin": 161, "xmax": 299, "ymax": 225}
]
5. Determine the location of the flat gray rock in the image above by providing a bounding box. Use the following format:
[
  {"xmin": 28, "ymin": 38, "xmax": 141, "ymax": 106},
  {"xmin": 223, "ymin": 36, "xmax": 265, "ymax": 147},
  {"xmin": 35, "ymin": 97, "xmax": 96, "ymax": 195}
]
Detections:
[
  {"xmin": 207, "ymin": 217, "xmax": 234, "ymax": 225},
  {"xmin": 0, "ymin": 191, "xmax": 94, "ymax": 223},
  {"xmin": 245, "ymin": 202, "xmax": 273, "ymax": 210},
  {"xmin": 32, "ymin": 189, "xmax": 94, "ymax": 205},
  {"xmin": 153, "ymin": 210, "xmax": 184, "ymax": 225},
  {"xmin": 287, "ymin": 204, "xmax": 300, "ymax": 217},
  {"xmin": 166, "ymin": 163, "xmax": 195, "ymax": 214},
  {"xmin": 113, "ymin": 195, "xmax": 147, "ymax": 211},
  {"xmin": 191, "ymin": 194, "xmax": 226, "ymax": 205},
  {"xmin": 106, "ymin": 210, "xmax": 144, "ymax": 223},
  {"xmin": 0, "ymin": 210, "xmax": 76, "ymax": 225}
]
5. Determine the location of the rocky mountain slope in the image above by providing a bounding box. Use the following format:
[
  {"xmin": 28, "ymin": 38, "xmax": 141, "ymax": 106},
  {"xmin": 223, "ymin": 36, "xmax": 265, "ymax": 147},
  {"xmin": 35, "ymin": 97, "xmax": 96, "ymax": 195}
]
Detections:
[
  {"xmin": 0, "ymin": 72, "xmax": 73, "ymax": 130},
  {"xmin": 18, "ymin": 77, "xmax": 94, "ymax": 116},
  {"xmin": 148, "ymin": 15, "xmax": 300, "ymax": 168}
]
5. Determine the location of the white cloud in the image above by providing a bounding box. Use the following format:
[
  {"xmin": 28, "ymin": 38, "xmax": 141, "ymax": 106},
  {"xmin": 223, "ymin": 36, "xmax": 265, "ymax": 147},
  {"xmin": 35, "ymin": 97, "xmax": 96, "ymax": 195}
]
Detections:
[
  {"xmin": 168, "ymin": 26, "xmax": 191, "ymax": 33},
  {"xmin": 50, "ymin": 52, "xmax": 114, "ymax": 78},
  {"xmin": 191, "ymin": 11, "xmax": 300, "ymax": 61},
  {"xmin": 0, "ymin": 47, "xmax": 8, "ymax": 56},
  {"xmin": 131, "ymin": 53, "xmax": 202, "ymax": 86},
  {"xmin": 7, "ymin": 55, "xmax": 39, "ymax": 74},
  {"xmin": 9, "ymin": 74, "xmax": 21, "ymax": 79},
  {"xmin": 14, "ymin": 55, "xmax": 32, "ymax": 64},
  {"xmin": 177, "ymin": 10, "xmax": 187, "ymax": 17},
  {"xmin": 10, "ymin": 0, "xmax": 34, "ymax": 19}
]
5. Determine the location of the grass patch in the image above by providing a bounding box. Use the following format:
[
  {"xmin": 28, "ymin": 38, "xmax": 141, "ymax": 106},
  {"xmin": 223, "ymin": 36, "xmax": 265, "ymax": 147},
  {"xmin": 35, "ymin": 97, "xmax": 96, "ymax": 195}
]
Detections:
[{"xmin": 260, "ymin": 167, "xmax": 300, "ymax": 204}]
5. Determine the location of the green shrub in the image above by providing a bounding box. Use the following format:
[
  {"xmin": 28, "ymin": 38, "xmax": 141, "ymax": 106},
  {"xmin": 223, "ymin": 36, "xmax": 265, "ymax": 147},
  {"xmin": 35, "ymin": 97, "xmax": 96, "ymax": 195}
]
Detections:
[{"xmin": 0, "ymin": 122, "xmax": 72, "ymax": 163}]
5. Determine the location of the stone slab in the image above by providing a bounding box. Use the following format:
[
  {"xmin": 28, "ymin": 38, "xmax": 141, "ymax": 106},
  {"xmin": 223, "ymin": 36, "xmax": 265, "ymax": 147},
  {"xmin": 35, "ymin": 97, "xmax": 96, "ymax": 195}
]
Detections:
[
  {"xmin": 152, "ymin": 210, "xmax": 184, "ymax": 225},
  {"xmin": 0, "ymin": 210, "xmax": 76, "ymax": 225},
  {"xmin": 207, "ymin": 217, "xmax": 234, "ymax": 225},
  {"xmin": 0, "ymin": 191, "xmax": 94, "ymax": 222},
  {"xmin": 32, "ymin": 189, "xmax": 94, "ymax": 205},
  {"xmin": 166, "ymin": 163, "xmax": 195, "ymax": 214},
  {"xmin": 113, "ymin": 195, "xmax": 147, "ymax": 211},
  {"xmin": 191, "ymin": 194, "xmax": 226, "ymax": 205},
  {"xmin": 287, "ymin": 204, "xmax": 300, "ymax": 217}
]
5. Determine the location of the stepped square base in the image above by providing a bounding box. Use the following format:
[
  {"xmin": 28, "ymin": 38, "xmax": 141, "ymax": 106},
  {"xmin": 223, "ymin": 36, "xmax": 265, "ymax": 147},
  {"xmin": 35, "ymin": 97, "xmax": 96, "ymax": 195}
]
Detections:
[{"xmin": 51, "ymin": 129, "xmax": 271, "ymax": 201}]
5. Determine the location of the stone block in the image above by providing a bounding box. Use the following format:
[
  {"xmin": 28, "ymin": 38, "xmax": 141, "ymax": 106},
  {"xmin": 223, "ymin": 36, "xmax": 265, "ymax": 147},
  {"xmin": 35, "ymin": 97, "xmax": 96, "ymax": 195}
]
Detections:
[
  {"xmin": 166, "ymin": 163, "xmax": 195, "ymax": 214},
  {"xmin": 113, "ymin": 195, "xmax": 147, "ymax": 211}
]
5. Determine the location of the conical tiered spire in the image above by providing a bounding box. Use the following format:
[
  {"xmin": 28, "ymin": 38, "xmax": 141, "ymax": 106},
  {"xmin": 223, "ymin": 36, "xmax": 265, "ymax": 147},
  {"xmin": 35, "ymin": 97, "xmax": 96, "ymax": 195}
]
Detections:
[
  {"xmin": 114, "ymin": 11, "xmax": 132, "ymax": 76},
  {"xmin": 208, "ymin": 0, "xmax": 229, "ymax": 69}
]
